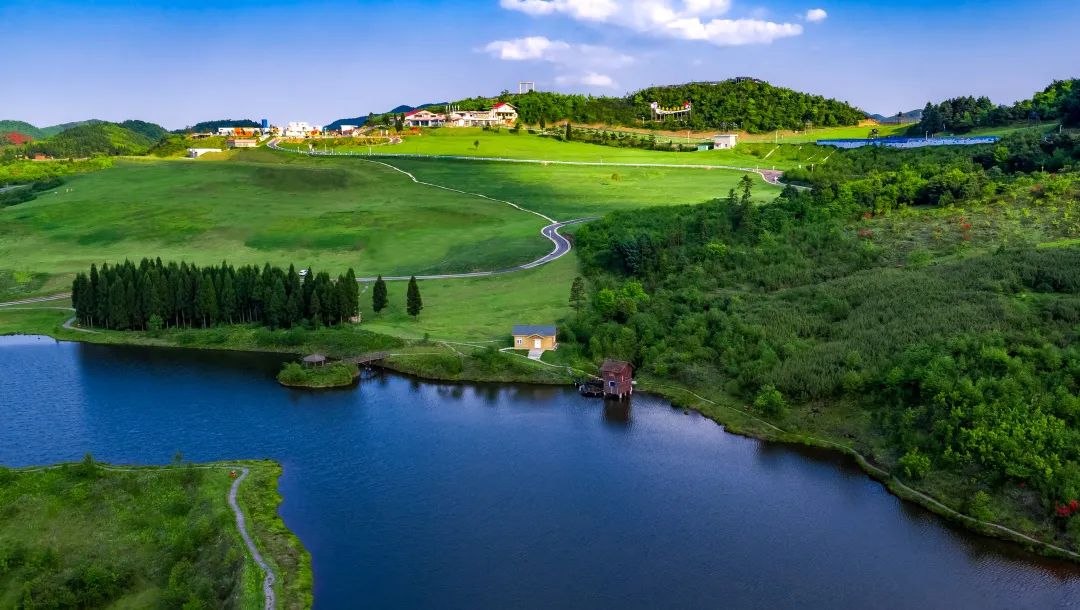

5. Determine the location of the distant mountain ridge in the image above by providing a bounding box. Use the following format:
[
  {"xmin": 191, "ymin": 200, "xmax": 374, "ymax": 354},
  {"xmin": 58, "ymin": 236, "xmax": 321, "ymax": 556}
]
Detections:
[
  {"xmin": 0, "ymin": 119, "xmax": 103, "ymax": 141},
  {"xmin": 324, "ymin": 102, "xmax": 447, "ymax": 131},
  {"xmin": 868, "ymin": 109, "xmax": 923, "ymax": 123}
]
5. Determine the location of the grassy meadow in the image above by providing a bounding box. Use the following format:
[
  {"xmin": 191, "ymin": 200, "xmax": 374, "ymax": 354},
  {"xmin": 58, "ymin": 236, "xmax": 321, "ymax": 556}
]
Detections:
[
  {"xmin": 278, "ymin": 128, "xmax": 824, "ymax": 170},
  {"xmin": 0, "ymin": 152, "xmax": 551, "ymax": 297},
  {"xmin": 381, "ymin": 157, "xmax": 780, "ymax": 219},
  {"xmin": 0, "ymin": 459, "xmax": 310, "ymax": 609}
]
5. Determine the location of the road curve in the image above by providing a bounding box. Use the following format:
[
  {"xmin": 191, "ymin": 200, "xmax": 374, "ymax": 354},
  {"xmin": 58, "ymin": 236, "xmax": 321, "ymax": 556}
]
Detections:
[
  {"xmin": 356, "ymin": 217, "xmax": 592, "ymax": 282},
  {"xmin": 267, "ymin": 139, "xmax": 593, "ymax": 282}
]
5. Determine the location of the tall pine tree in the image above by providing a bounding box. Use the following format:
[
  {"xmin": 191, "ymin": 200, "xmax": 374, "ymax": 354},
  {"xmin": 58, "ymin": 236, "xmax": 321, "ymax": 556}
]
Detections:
[
  {"xmin": 406, "ymin": 276, "xmax": 423, "ymax": 318},
  {"xmin": 372, "ymin": 275, "xmax": 388, "ymax": 313}
]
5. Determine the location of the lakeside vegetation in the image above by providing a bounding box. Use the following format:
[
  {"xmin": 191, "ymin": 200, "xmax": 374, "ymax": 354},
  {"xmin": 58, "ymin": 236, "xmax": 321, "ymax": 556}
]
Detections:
[
  {"xmin": 5, "ymin": 77, "xmax": 1080, "ymax": 565},
  {"xmin": 277, "ymin": 361, "xmax": 359, "ymax": 388},
  {"xmin": 563, "ymin": 130, "xmax": 1080, "ymax": 554},
  {"xmin": 0, "ymin": 457, "xmax": 310, "ymax": 609}
]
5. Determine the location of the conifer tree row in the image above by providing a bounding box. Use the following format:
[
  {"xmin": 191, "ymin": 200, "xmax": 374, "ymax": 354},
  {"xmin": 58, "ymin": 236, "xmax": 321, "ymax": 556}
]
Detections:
[{"xmin": 71, "ymin": 259, "xmax": 359, "ymax": 331}]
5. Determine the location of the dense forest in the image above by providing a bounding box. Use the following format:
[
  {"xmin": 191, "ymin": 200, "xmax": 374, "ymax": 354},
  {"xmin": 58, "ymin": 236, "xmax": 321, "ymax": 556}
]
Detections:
[
  {"xmin": 429, "ymin": 79, "xmax": 866, "ymax": 133},
  {"xmin": 72, "ymin": 259, "xmax": 359, "ymax": 331},
  {"xmin": 914, "ymin": 78, "xmax": 1080, "ymax": 134},
  {"xmin": 566, "ymin": 134, "xmax": 1080, "ymax": 546}
]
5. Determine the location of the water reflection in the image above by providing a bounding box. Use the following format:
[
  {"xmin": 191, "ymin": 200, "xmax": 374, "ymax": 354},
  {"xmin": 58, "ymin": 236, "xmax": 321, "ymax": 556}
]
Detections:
[{"xmin": 2, "ymin": 336, "xmax": 1080, "ymax": 609}]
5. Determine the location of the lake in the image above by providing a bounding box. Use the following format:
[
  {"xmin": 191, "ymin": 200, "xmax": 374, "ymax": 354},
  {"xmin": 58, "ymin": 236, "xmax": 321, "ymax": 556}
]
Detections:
[{"xmin": 2, "ymin": 335, "xmax": 1079, "ymax": 608}]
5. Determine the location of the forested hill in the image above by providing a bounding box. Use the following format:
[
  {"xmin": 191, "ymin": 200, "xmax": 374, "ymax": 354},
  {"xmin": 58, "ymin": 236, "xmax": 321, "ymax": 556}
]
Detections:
[
  {"xmin": 913, "ymin": 78, "xmax": 1080, "ymax": 134},
  {"xmin": 0, "ymin": 119, "xmax": 102, "ymax": 142},
  {"xmin": 177, "ymin": 119, "xmax": 260, "ymax": 134},
  {"xmin": 27, "ymin": 121, "xmax": 168, "ymax": 158},
  {"xmin": 437, "ymin": 79, "xmax": 866, "ymax": 133}
]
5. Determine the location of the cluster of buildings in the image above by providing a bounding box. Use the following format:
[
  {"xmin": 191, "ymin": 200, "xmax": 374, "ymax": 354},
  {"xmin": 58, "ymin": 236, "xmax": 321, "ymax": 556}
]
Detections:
[{"xmin": 402, "ymin": 102, "xmax": 518, "ymax": 128}]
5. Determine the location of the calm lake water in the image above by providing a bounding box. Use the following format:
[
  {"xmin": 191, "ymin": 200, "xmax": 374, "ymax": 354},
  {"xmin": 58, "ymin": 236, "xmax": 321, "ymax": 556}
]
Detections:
[{"xmin": 2, "ymin": 336, "xmax": 1080, "ymax": 608}]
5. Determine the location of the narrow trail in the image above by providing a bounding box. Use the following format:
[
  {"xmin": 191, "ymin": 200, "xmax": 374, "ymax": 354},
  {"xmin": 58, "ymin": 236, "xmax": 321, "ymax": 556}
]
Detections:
[
  {"xmin": 230, "ymin": 467, "xmax": 277, "ymax": 610},
  {"xmin": 12, "ymin": 463, "xmax": 279, "ymax": 608},
  {"xmin": 268, "ymin": 138, "xmax": 795, "ymax": 187}
]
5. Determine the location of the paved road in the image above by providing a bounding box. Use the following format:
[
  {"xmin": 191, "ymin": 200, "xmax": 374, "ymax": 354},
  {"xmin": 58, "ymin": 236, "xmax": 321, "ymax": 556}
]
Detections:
[
  {"xmin": 356, "ymin": 217, "xmax": 592, "ymax": 282},
  {"xmin": 0, "ymin": 292, "xmax": 71, "ymax": 307}
]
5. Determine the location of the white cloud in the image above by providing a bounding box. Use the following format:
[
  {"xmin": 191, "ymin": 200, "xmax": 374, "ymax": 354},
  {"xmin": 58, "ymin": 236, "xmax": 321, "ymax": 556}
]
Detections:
[
  {"xmin": 483, "ymin": 36, "xmax": 569, "ymax": 61},
  {"xmin": 499, "ymin": 0, "xmax": 804, "ymax": 46},
  {"xmin": 482, "ymin": 36, "xmax": 634, "ymax": 67},
  {"xmin": 483, "ymin": 36, "xmax": 631, "ymax": 91},
  {"xmin": 805, "ymin": 8, "xmax": 827, "ymax": 22},
  {"xmin": 556, "ymin": 72, "xmax": 618, "ymax": 88}
]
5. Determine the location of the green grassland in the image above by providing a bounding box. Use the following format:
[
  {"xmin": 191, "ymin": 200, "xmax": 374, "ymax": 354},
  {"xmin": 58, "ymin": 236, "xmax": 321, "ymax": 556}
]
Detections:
[
  {"xmin": 0, "ymin": 153, "xmax": 551, "ymax": 296},
  {"xmin": 380, "ymin": 157, "xmax": 779, "ymax": 219},
  {"xmin": 0, "ymin": 459, "xmax": 310, "ymax": 609},
  {"xmin": 279, "ymin": 128, "xmax": 822, "ymax": 170}
]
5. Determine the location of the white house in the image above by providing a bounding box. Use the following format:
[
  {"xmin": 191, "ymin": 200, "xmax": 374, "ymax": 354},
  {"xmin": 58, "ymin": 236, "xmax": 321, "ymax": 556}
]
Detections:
[
  {"xmin": 445, "ymin": 103, "xmax": 519, "ymax": 128},
  {"xmin": 187, "ymin": 148, "xmax": 221, "ymax": 158},
  {"xmin": 713, "ymin": 134, "xmax": 738, "ymax": 149},
  {"xmin": 284, "ymin": 121, "xmax": 322, "ymax": 138},
  {"xmin": 491, "ymin": 102, "xmax": 518, "ymax": 125},
  {"xmin": 402, "ymin": 110, "xmax": 445, "ymax": 127},
  {"xmin": 339, "ymin": 124, "xmax": 359, "ymax": 134}
]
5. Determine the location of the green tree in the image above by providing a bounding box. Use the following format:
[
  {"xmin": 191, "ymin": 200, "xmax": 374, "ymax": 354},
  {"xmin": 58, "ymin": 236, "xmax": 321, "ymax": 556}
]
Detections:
[
  {"xmin": 898, "ymin": 448, "xmax": 932, "ymax": 480},
  {"xmin": 406, "ymin": 276, "xmax": 423, "ymax": 318},
  {"xmin": 753, "ymin": 385, "xmax": 787, "ymax": 417},
  {"xmin": 267, "ymin": 278, "xmax": 287, "ymax": 328},
  {"xmin": 565, "ymin": 122, "xmax": 572, "ymax": 140},
  {"xmin": 372, "ymin": 275, "xmax": 388, "ymax": 313},
  {"xmin": 569, "ymin": 276, "xmax": 586, "ymax": 311}
]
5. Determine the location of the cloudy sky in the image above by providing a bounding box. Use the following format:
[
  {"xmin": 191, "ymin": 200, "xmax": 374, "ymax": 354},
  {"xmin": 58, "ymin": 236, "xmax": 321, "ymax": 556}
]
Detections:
[{"xmin": 3, "ymin": 0, "xmax": 1078, "ymax": 129}]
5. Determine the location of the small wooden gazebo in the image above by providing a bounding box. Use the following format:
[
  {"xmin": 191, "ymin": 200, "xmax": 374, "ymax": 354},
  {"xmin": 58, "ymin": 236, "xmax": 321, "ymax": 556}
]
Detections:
[{"xmin": 302, "ymin": 354, "xmax": 327, "ymax": 368}]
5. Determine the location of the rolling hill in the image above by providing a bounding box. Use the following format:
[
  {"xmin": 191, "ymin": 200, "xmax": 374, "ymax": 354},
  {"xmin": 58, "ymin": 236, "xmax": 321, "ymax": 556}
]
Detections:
[
  {"xmin": 0, "ymin": 119, "xmax": 103, "ymax": 141},
  {"xmin": 29, "ymin": 121, "xmax": 168, "ymax": 157},
  {"xmin": 375, "ymin": 79, "xmax": 865, "ymax": 133}
]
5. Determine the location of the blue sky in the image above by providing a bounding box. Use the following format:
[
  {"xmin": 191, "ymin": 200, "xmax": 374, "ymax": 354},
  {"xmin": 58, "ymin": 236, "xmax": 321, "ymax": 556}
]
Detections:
[{"xmin": 2, "ymin": 0, "xmax": 1078, "ymax": 129}]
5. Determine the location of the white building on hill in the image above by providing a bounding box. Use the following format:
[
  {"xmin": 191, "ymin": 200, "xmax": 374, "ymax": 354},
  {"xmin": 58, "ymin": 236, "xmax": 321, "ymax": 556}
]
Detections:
[
  {"xmin": 712, "ymin": 134, "xmax": 738, "ymax": 149},
  {"xmin": 441, "ymin": 102, "xmax": 519, "ymax": 128},
  {"xmin": 284, "ymin": 121, "xmax": 322, "ymax": 137},
  {"xmin": 402, "ymin": 110, "xmax": 445, "ymax": 127}
]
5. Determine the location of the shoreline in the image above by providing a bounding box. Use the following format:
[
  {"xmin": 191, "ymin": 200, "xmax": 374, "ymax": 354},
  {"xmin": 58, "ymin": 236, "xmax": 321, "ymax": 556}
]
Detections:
[
  {"xmin": 3, "ymin": 322, "xmax": 1080, "ymax": 567},
  {"xmin": 1, "ymin": 458, "xmax": 312, "ymax": 609}
]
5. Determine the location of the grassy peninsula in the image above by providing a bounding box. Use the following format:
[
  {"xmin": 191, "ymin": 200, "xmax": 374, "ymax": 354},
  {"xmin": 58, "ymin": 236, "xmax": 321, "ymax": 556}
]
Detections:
[{"xmin": 0, "ymin": 457, "xmax": 310, "ymax": 609}]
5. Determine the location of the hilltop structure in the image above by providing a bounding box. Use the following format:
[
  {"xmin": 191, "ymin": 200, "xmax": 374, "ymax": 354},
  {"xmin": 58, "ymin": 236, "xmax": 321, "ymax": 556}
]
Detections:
[{"xmin": 402, "ymin": 103, "xmax": 518, "ymax": 128}]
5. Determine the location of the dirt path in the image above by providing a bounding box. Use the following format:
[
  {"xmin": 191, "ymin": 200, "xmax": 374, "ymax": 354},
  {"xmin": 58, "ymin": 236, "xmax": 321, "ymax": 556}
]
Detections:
[{"xmin": 230, "ymin": 467, "xmax": 277, "ymax": 610}]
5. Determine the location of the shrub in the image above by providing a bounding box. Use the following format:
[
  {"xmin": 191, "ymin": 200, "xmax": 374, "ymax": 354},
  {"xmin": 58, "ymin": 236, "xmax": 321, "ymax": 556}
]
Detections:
[
  {"xmin": 753, "ymin": 384, "xmax": 787, "ymax": 417},
  {"xmin": 898, "ymin": 448, "xmax": 931, "ymax": 480}
]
